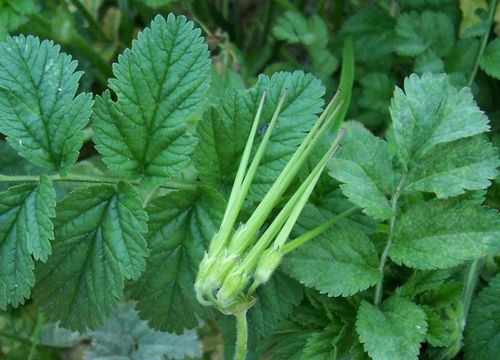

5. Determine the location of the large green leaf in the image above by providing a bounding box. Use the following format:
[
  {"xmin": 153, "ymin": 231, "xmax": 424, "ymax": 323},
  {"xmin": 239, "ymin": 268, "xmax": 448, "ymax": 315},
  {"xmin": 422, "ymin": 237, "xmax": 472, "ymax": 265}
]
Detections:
[
  {"xmin": 0, "ymin": 35, "xmax": 93, "ymax": 171},
  {"xmin": 389, "ymin": 200, "xmax": 500, "ymax": 269},
  {"xmin": 390, "ymin": 73, "xmax": 489, "ymax": 169},
  {"xmin": 93, "ymin": 14, "xmax": 210, "ymax": 180},
  {"xmin": 193, "ymin": 71, "xmax": 325, "ymax": 201},
  {"xmin": 0, "ymin": 176, "xmax": 55, "ymax": 309},
  {"xmin": 406, "ymin": 136, "xmax": 499, "ymax": 198},
  {"xmin": 328, "ymin": 121, "xmax": 394, "ymax": 220},
  {"xmin": 84, "ymin": 302, "xmax": 201, "ymax": 360},
  {"xmin": 283, "ymin": 226, "xmax": 380, "ymax": 297},
  {"xmin": 34, "ymin": 183, "xmax": 148, "ymax": 331},
  {"xmin": 132, "ymin": 186, "xmax": 225, "ymax": 333},
  {"xmin": 465, "ymin": 274, "xmax": 500, "ymax": 360},
  {"xmin": 356, "ymin": 297, "xmax": 427, "ymax": 360}
]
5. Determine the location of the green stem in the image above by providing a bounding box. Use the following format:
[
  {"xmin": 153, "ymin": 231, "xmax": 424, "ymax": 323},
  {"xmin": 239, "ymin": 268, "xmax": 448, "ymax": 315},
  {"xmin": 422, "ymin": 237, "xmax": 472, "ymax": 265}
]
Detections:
[
  {"xmin": 69, "ymin": 33, "xmax": 113, "ymax": 80},
  {"xmin": 374, "ymin": 176, "xmax": 406, "ymax": 306},
  {"xmin": 467, "ymin": 0, "xmax": 498, "ymax": 87},
  {"xmin": 234, "ymin": 310, "xmax": 248, "ymax": 360},
  {"xmin": 283, "ymin": 206, "xmax": 358, "ymax": 254},
  {"xmin": 28, "ymin": 312, "xmax": 44, "ymax": 360},
  {"xmin": 68, "ymin": 0, "xmax": 109, "ymax": 41},
  {"xmin": 0, "ymin": 173, "xmax": 197, "ymax": 190},
  {"xmin": 462, "ymin": 259, "xmax": 482, "ymax": 320}
]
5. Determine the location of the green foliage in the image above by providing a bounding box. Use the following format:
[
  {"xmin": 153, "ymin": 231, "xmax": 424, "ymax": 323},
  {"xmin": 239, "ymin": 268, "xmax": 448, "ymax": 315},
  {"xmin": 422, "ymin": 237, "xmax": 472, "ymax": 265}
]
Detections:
[
  {"xmin": 0, "ymin": 2, "xmax": 500, "ymax": 358},
  {"xmin": 0, "ymin": 176, "xmax": 55, "ymax": 309},
  {"xmin": 0, "ymin": 35, "xmax": 93, "ymax": 172},
  {"xmin": 465, "ymin": 274, "xmax": 500, "ymax": 360},
  {"xmin": 34, "ymin": 182, "xmax": 148, "ymax": 331},
  {"xmin": 479, "ymin": 38, "xmax": 500, "ymax": 79},
  {"xmin": 85, "ymin": 302, "xmax": 201, "ymax": 360},
  {"xmin": 283, "ymin": 226, "xmax": 380, "ymax": 297},
  {"xmin": 93, "ymin": 14, "xmax": 210, "ymax": 181},
  {"xmin": 356, "ymin": 297, "xmax": 427, "ymax": 360},
  {"xmin": 131, "ymin": 186, "xmax": 225, "ymax": 333}
]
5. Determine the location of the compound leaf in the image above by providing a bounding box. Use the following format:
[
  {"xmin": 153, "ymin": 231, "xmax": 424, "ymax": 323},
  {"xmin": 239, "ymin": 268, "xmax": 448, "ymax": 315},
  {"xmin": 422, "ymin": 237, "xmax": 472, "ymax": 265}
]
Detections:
[
  {"xmin": 84, "ymin": 302, "xmax": 201, "ymax": 360},
  {"xmin": 390, "ymin": 73, "xmax": 489, "ymax": 169},
  {"xmin": 465, "ymin": 274, "xmax": 500, "ymax": 360},
  {"xmin": 34, "ymin": 183, "xmax": 148, "ymax": 331},
  {"xmin": 0, "ymin": 35, "xmax": 93, "ymax": 171},
  {"xmin": 132, "ymin": 186, "xmax": 225, "ymax": 333},
  {"xmin": 390, "ymin": 200, "xmax": 500, "ymax": 269},
  {"xmin": 0, "ymin": 175, "xmax": 55, "ymax": 310},
  {"xmin": 356, "ymin": 297, "xmax": 427, "ymax": 360},
  {"xmin": 406, "ymin": 136, "xmax": 499, "ymax": 198},
  {"xmin": 283, "ymin": 226, "xmax": 381, "ymax": 297},
  {"xmin": 193, "ymin": 71, "xmax": 324, "ymax": 201},
  {"xmin": 93, "ymin": 14, "xmax": 210, "ymax": 180},
  {"xmin": 328, "ymin": 121, "xmax": 394, "ymax": 220}
]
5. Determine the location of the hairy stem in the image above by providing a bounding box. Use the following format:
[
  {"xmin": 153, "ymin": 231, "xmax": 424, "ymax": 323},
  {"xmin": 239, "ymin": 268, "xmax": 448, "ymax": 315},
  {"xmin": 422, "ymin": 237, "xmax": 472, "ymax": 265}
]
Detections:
[
  {"xmin": 0, "ymin": 173, "xmax": 197, "ymax": 190},
  {"xmin": 374, "ymin": 176, "xmax": 406, "ymax": 306},
  {"xmin": 234, "ymin": 310, "xmax": 248, "ymax": 360},
  {"xmin": 282, "ymin": 206, "xmax": 358, "ymax": 254},
  {"xmin": 467, "ymin": 0, "xmax": 498, "ymax": 87}
]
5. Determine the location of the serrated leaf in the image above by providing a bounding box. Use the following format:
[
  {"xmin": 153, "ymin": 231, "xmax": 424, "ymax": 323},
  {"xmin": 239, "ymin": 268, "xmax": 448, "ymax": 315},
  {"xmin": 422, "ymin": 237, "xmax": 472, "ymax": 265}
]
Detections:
[
  {"xmin": 84, "ymin": 302, "xmax": 201, "ymax": 360},
  {"xmin": 0, "ymin": 176, "xmax": 55, "ymax": 309},
  {"xmin": 131, "ymin": 186, "xmax": 225, "ymax": 333},
  {"xmin": 390, "ymin": 73, "xmax": 489, "ymax": 168},
  {"xmin": 479, "ymin": 38, "xmax": 500, "ymax": 79},
  {"xmin": 389, "ymin": 200, "xmax": 500, "ymax": 269},
  {"xmin": 283, "ymin": 226, "xmax": 380, "ymax": 297},
  {"xmin": 356, "ymin": 297, "xmax": 427, "ymax": 360},
  {"xmin": 0, "ymin": 35, "xmax": 93, "ymax": 171},
  {"xmin": 193, "ymin": 71, "xmax": 325, "ymax": 201},
  {"xmin": 328, "ymin": 122, "xmax": 394, "ymax": 220},
  {"xmin": 422, "ymin": 306, "xmax": 450, "ymax": 347},
  {"xmin": 93, "ymin": 14, "xmax": 210, "ymax": 180},
  {"xmin": 464, "ymin": 274, "xmax": 500, "ymax": 360},
  {"xmin": 34, "ymin": 183, "xmax": 148, "ymax": 331},
  {"xmin": 406, "ymin": 136, "xmax": 499, "ymax": 197},
  {"xmin": 273, "ymin": 11, "xmax": 317, "ymax": 46}
]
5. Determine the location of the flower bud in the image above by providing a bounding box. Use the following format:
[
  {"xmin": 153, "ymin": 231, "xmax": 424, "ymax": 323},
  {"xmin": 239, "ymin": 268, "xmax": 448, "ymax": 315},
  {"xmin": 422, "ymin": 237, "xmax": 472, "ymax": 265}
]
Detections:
[
  {"xmin": 216, "ymin": 268, "xmax": 249, "ymax": 308},
  {"xmin": 253, "ymin": 248, "xmax": 283, "ymax": 286}
]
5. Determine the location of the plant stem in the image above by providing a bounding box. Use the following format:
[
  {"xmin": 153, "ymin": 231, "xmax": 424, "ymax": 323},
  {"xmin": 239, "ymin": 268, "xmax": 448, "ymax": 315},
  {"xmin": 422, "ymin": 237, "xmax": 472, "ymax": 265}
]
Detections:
[
  {"xmin": 461, "ymin": 258, "xmax": 482, "ymax": 320},
  {"xmin": 467, "ymin": 0, "xmax": 498, "ymax": 87},
  {"xmin": 68, "ymin": 0, "xmax": 109, "ymax": 41},
  {"xmin": 28, "ymin": 312, "xmax": 44, "ymax": 360},
  {"xmin": 283, "ymin": 206, "xmax": 358, "ymax": 254},
  {"xmin": 374, "ymin": 176, "xmax": 406, "ymax": 306},
  {"xmin": 234, "ymin": 310, "xmax": 248, "ymax": 360},
  {"xmin": 0, "ymin": 173, "xmax": 197, "ymax": 190}
]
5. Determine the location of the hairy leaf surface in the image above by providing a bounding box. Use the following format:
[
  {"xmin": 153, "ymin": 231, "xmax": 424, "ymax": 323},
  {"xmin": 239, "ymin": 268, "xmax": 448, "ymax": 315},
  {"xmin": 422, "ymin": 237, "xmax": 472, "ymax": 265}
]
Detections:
[
  {"xmin": 0, "ymin": 35, "xmax": 92, "ymax": 171},
  {"xmin": 93, "ymin": 14, "xmax": 210, "ymax": 180},
  {"xmin": 34, "ymin": 183, "xmax": 148, "ymax": 331},
  {"xmin": 390, "ymin": 200, "xmax": 500, "ymax": 269},
  {"xmin": 284, "ymin": 227, "xmax": 380, "ymax": 297},
  {"xmin": 390, "ymin": 73, "xmax": 489, "ymax": 169},
  {"xmin": 329, "ymin": 121, "xmax": 394, "ymax": 220},
  {"xmin": 406, "ymin": 136, "xmax": 499, "ymax": 198},
  {"xmin": 0, "ymin": 176, "xmax": 55, "ymax": 309},
  {"xmin": 132, "ymin": 186, "xmax": 225, "ymax": 333},
  {"xmin": 356, "ymin": 297, "xmax": 427, "ymax": 360}
]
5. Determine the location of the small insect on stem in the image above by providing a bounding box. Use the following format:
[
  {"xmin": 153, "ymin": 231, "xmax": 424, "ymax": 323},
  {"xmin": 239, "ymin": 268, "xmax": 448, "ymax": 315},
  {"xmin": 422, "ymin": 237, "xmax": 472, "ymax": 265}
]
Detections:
[{"xmin": 257, "ymin": 123, "xmax": 269, "ymax": 135}]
